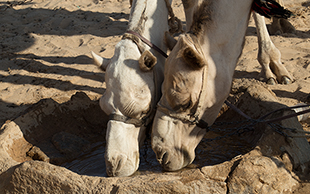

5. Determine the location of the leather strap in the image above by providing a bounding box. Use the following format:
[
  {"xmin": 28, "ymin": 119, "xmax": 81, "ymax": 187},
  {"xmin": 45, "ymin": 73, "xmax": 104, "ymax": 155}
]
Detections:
[
  {"xmin": 109, "ymin": 113, "xmax": 145, "ymax": 127},
  {"xmin": 126, "ymin": 30, "xmax": 168, "ymax": 58}
]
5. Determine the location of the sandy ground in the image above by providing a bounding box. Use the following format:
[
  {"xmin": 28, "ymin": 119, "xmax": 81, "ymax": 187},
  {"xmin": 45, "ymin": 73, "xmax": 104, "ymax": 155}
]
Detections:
[{"xmin": 0, "ymin": 0, "xmax": 310, "ymax": 191}]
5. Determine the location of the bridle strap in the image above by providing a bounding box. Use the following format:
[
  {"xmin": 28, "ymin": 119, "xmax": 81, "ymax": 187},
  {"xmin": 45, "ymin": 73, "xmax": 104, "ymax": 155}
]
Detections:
[
  {"xmin": 126, "ymin": 30, "xmax": 168, "ymax": 58},
  {"xmin": 109, "ymin": 113, "xmax": 150, "ymax": 127},
  {"xmin": 155, "ymin": 33, "xmax": 210, "ymax": 130},
  {"xmin": 157, "ymin": 104, "xmax": 209, "ymax": 130}
]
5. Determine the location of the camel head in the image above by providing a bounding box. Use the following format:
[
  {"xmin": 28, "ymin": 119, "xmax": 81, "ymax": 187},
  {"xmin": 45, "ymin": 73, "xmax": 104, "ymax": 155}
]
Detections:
[
  {"xmin": 152, "ymin": 34, "xmax": 216, "ymax": 171},
  {"xmin": 152, "ymin": 29, "xmax": 231, "ymax": 171},
  {"xmin": 92, "ymin": 39, "xmax": 158, "ymax": 177}
]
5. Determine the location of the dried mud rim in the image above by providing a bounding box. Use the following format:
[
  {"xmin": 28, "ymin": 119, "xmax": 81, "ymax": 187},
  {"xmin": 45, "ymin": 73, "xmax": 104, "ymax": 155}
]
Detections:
[
  {"xmin": 2, "ymin": 92, "xmax": 108, "ymax": 168},
  {"xmin": 4, "ymin": 90, "xmax": 260, "ymax": 175},
  {"xmin": 1, "ymin": 86, "xmax": 278, "ymax": 174},
  {"xmin": 0, "ymin": 81, "xmax": 309, "ymax": 193}
]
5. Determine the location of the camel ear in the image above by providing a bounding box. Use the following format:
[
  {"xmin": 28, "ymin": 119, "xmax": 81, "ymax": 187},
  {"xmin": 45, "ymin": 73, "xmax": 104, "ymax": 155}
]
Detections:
[
  {"xmin": 182, "ymin": 46, "xmax": 205, "ymax": 69},
  {"xmin": 129, "ymin": 0, "xmax": 133, "ymax": 7},
  {"xmin": 164, "ymin": 31, "xmax": 177, "ymax": 51},
  {"xmin": 139, "ymin": 50, "xmax": 157, "ymax": 71},
  {"xmin": 91, "ymin": 51, "xmax": 110, "ymax": 71}
]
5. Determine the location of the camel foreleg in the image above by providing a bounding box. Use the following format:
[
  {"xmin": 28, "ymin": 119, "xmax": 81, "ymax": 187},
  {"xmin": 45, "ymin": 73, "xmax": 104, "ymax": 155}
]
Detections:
[{"xmin": 253, "ymin": 12, "xmax": 293, "ymax": 85}]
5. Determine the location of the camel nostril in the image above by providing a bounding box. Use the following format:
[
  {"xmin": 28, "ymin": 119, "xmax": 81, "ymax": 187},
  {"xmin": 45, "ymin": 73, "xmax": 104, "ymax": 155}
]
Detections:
[
  {"xmin": 115, "ymin": 154, "xmax": 127, "ymax": 172},
  {"xmin": 106, "ymin": 154, "xmax": 127, "ymax": 177},
  {"xmin": 156, "ymin": 151, "xmax": 166, "ymax": 163},
  {"xmin": 155, "ymin": 148, "xmax": 171, "ymax": 166},
  {"xmin": 154, "ymin": 146, "xmax": 163, "ymax": 159},
  {"xmin": 105, "ymin": 161, "xmax": 114, "ymax": 177},
  {"xmin": 162, "ymin": 152, "xmax": 169, "ymax": 165}
]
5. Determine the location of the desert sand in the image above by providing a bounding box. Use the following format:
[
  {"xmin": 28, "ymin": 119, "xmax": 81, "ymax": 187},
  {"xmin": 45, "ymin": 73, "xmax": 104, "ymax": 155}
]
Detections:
[{"xmin": 0, "ymin": 0, "xmax": 310, "ymax": 192}]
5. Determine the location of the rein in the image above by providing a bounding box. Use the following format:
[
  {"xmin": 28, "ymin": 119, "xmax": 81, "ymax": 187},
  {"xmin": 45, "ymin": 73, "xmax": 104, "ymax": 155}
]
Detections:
[
  {"xmin": 225, "ymin": 101, "xmax": 310, "ymax": 124},
  {"xmin": 126, "ymin": 30, "xmax": 169, "ymax": 58}
]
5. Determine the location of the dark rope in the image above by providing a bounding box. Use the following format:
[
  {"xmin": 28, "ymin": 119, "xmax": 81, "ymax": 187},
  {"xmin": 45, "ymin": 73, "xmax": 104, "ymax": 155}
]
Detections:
[
  {"xmin": 224, "ymin": 100, "xmax": 310, "ymax": 124},
  {"xmin": 204, "ymin": 101, "xmax": 310, "ymax": 141}
]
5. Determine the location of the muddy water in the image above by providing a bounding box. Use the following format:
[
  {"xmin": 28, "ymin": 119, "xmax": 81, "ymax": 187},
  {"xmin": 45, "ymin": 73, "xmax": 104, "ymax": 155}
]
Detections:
[
  {"xmin": 195, "ymin": 133, "xmax": 254, "ymax": 167},
  {"xmin": 61, "ymin": 122, "xmax": 255, "ymax": 177},
  {"xmin": 61, "ymin": 142, "xmax": 107, "ymax": 177},
  {"xmin": 15, "ymin": 92, "xmax": 255, "ymax": 177},
  {"xmin": 61, "ymin": 136, "xmax": 164, "ymax": 177}
]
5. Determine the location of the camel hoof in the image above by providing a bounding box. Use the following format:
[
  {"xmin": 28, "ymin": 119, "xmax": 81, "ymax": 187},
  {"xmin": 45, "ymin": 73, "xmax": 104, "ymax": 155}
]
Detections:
[
  {"xmin": 281, "ymin": 76, "xmax": 291, "ymax": 85},
  {"xmin": 267, "ymin": 78, "xmax": 277, "ymax": 85}
]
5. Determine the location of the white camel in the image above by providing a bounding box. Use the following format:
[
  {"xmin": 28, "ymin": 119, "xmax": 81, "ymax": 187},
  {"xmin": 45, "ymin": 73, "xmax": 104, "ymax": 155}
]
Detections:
[
  {"xmin": 92, "ymin": 0, "xmax": 292, "ymax": 176},
  {"xmin": 151, "ymin": 0, "xmax": 293, "ymax": 171},
  {"xmin": 91, "ymin": 0, "xmax": 171, "ymax": 177}
]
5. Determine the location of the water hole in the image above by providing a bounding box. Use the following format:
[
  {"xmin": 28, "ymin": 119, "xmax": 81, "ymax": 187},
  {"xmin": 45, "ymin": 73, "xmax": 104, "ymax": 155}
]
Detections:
[{"xmin": 7, "ymin": 92, "xmax": 256, "ymax": 177}]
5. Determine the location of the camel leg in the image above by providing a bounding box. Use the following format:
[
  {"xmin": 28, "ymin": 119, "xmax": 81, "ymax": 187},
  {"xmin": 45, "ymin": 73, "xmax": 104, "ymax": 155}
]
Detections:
[
  {"xmin": 279, "ymin": 17, "xmax": 296, "ymax": 34},
  {"xmin": 253, "ymin": 12, "xmax": 293, "ymax": 85},
  {"xmin": 181, "ymin": 0, "xmax": 199, "ymax": 31},
  {"xmin": 269, "ymin": 17, "xmax": 283, "ymax": 35},
  {"xmin": 269, "ymin": 0, "xmax": 296, "ymax": 35}
]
